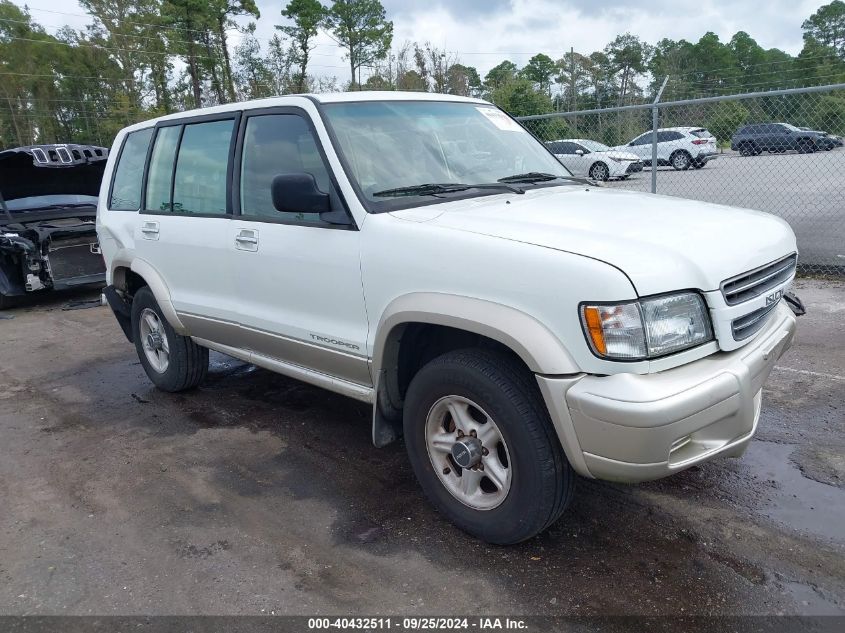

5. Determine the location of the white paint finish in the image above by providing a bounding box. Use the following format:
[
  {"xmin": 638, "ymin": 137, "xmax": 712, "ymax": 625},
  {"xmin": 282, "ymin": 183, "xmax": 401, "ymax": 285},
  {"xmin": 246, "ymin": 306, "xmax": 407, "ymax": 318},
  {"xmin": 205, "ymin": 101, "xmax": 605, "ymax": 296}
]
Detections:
[
  {"xmin": 98, "ymin": 91, "xmax": 798, "ymax": 389},
  {"xmin": 391, "ymin": 185, "xmax": 797, "ymax": 298},
  {"xmin": 230, "ymin": 218, "xmax": 371, "ymax": 383}
]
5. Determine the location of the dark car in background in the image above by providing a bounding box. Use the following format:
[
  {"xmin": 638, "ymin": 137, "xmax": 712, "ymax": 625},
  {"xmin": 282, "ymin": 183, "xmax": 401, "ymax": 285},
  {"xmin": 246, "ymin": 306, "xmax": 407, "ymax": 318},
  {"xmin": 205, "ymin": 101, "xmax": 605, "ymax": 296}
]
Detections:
[
  {"xmin": 731, "ymin": 123, "xmax": 824, "ymax": 156},
  {"xmin": 798, "ymin": 126, "xmax": 843, "ymax": 150},
  {"xmin": 0, "ymin": 144, "xmax": 108, "ymax": 308}
]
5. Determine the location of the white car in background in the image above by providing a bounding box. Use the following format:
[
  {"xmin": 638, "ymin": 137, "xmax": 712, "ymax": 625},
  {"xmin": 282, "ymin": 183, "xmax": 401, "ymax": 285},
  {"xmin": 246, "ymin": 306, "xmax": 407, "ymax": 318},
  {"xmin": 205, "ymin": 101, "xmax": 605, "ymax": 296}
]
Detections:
[
  {"xmin": 615, "ymin": 127, "xmax": 718, "ymax": 170},
  {"xmin": 546, "ymin": 139, "xmax": 643, "ymax": 181}
]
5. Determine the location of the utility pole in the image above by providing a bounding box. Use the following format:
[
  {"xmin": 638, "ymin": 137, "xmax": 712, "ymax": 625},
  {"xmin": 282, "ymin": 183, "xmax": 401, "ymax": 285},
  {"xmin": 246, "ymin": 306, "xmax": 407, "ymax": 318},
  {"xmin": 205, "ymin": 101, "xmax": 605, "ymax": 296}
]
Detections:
[{"xmin": 570, "ymin": 47, "xmax": 577, "ymax": 134}]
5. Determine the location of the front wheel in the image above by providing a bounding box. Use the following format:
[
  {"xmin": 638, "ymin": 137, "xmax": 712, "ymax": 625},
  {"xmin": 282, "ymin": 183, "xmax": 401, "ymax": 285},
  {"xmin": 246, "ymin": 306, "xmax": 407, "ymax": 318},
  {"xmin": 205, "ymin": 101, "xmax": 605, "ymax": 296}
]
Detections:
[
  {"xmin": 798, "ymin": 140, "xmax": 815, "ymax": 154},
  {"xmin": 403, "ymin": 349, "xmax": 574, "ymax": 544},
  {"xmin": 589, "ymin": 162, "xmax": 610, "ymax": 181},
  {"xmin": 131, "ymin": 286, "xmax": 208, "ymax": 392}
]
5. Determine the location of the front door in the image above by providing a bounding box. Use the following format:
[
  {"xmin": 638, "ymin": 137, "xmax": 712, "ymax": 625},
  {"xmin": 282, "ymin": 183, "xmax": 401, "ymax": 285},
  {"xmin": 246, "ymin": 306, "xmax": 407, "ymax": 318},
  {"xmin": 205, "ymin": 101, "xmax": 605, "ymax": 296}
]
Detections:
[{"xmin": 230, "ymin": 110, "xmax": 371, "ymax": 388}]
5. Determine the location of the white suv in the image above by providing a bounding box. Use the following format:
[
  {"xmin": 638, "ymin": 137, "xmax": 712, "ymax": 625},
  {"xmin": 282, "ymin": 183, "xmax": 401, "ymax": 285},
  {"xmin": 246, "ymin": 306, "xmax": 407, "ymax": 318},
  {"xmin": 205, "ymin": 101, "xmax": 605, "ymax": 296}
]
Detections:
[
  {"xmin": 616, "ymin": 126, "xmax": 719, "ymax": 170},
  {"xmin": 98, "ymin": 92, "xmax": 797, "ymax": 544}
]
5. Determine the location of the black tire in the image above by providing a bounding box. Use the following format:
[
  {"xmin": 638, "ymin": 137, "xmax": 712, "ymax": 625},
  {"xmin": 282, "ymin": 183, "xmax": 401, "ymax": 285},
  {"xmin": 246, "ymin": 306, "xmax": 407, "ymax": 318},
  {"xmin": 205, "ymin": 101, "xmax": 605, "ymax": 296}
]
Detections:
[
  {"xmin": 670, "ymin": 150, "xmax": 691, "ymax": 170},
  {"xmin": 692, "ymin": 161, "xmax": 704, "ymax": 169},
  {"xmin": 589, "ymin": 162, "xmax": 610, "ymax": 181},
  {"xmin": 798, "ymin": 140, "xmax": 815, "ymax": 154},
  {"xmin": 738, "ymin": 142, "xmax": 756, "ymax": 157},
  {"xmin": 131, "ymin": 286, "xmax": 208, "ymax": 392},
  {"xmin": 0, "ymin": 293, "xmax": 18, "ymax": 310},
  {"xmin": 403, "ymin": 349, "xmax": 575, "ymax": 544}
]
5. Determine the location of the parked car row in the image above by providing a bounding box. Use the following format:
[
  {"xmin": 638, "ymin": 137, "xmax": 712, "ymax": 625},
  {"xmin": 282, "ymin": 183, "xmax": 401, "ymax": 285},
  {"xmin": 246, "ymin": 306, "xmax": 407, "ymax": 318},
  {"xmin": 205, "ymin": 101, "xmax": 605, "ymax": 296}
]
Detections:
[
  {"xmin": 730, "ymin": 123, "xmax": 840, "ymax": 155},
  {"xmin": 546, "ymin": 120, "xmax": 842, "ymax": 179},
  {"xmin": 547, "ymin": 127, "xmax": 717, "ymax": 179}
]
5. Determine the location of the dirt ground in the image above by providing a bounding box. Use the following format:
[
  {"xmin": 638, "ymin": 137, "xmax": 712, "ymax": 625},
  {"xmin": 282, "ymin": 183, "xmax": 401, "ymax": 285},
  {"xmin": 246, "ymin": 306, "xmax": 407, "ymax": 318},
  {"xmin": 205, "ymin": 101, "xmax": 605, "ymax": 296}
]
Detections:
[{"xmin": 0, "ymin": 278, "xmax": 843, "ymax": 618}]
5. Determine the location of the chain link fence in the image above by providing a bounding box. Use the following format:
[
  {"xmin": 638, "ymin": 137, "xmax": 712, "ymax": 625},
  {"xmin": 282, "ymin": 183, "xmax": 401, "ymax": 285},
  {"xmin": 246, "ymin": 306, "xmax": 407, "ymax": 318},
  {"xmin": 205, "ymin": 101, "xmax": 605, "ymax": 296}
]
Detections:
[{"xmin": 517, "ymin": 83, "xmax": 845, "ymax": 276}]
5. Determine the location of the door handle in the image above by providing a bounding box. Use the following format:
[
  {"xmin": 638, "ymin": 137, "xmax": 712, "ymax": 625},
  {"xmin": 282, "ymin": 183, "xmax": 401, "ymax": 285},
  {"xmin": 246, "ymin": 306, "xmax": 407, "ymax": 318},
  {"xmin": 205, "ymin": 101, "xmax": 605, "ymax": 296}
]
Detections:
[
  {"xmin": 140, "ymin": 220, "xmax": 160, "ymax": 240},
  {"xmin": 235, "ymin": 229, "xmax": 259, "ymax": 251}
]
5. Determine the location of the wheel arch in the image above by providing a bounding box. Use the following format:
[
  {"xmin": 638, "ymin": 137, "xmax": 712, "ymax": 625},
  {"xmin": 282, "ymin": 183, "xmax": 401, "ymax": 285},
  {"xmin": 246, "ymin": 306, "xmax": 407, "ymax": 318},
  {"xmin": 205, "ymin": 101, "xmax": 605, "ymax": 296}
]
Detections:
[
  {"xmin": 370, "ymin": 292, "xmax": 580, "ymax": 447},
  {"xmin": 112, "ymin": 258, "xmax": 187, "ymax": 334}
]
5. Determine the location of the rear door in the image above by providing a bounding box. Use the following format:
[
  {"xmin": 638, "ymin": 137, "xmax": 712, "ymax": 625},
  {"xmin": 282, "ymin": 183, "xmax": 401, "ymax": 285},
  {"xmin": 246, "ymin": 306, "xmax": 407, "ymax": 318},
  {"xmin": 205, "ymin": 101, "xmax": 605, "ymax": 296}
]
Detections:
[
  {"xmin": 135, "ymin": 114, "xmax": 242, "ymax": 344},
  {"xmin": 230, "ymin": 108, "xmax": 371, "ymax": 388},
  {"xmin": 627, "ymin": 133, "xmax": 652, "ymax": 160},
  {"xmin": 657, "ymin": 130, "xmax": 684, "ymax": 160}
]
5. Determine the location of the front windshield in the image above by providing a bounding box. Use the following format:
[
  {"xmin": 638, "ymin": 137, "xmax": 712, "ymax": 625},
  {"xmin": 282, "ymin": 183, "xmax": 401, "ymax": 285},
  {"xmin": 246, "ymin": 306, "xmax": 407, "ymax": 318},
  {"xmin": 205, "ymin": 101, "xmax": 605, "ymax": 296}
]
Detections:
[
  {"xmin": 578, "ymin": 140, "xmax": 611, "ymax": 152},
  {"xmin": 322, "ymin": 101, "xmax": 574, "ymax": 210},
  {"xmin": 5, "ymin": 194, "xmax": 98, "ymax": 212}
]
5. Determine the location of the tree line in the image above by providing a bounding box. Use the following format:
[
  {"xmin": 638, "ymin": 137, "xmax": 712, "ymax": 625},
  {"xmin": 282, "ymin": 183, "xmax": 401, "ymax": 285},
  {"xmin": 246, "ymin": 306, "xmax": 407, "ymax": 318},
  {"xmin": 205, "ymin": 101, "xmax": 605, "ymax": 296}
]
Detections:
[{"xmin": 1, "ymin": 0, "xmax": 844, "ymax": 148}]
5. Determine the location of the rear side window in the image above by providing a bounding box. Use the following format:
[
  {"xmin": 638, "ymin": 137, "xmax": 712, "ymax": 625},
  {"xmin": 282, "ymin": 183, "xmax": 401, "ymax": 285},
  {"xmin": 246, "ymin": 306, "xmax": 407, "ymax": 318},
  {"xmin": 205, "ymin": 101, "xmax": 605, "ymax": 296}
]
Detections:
[
  {"xmin": 240, "ymin": 114, "xmax": 331, "ymax": 223},
  {"xmin": 172, "ymin": 120, "xmax": 234, "ymax": 215},
  {"xmin": 110, "ymin": 128, "xmax": 153, "ymax": 210},
  {"xmin": 145, "ymin": 126, "xmax": 181, "ymax": 212},
  {"xmin": 144, "ymin": 119, "xmax": 235, "ymax": 214}
]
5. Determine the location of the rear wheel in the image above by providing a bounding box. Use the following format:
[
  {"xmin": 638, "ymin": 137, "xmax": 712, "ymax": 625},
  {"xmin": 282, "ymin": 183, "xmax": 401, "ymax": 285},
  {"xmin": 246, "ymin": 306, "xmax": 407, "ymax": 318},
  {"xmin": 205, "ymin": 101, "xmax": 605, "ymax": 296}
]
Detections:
[
  {"xmin": 589, "ymin": 162, "xmax": 610, "ymax": 181},
  {"xmin": 403, "ymin": 349, "xmax": 574, "ymax": 544},
  {"xmin": 131, "ymin": 286, "xmax": 208, "ymax": 392},
  {"xmin": 670, "ymin": 150, "xmax": 691, "ymax": 170}
]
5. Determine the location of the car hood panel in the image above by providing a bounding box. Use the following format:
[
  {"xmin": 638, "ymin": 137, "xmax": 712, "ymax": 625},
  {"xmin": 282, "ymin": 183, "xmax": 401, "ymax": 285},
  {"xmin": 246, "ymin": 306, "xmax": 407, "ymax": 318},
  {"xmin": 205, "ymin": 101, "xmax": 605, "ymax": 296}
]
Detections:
[
  {"xmin": 390, "ymin": 186, "xmax": 797, "ymax": 296},
  {"xmin": 0, "ymin": 149, "xmax": 106, "ymax": 202}
]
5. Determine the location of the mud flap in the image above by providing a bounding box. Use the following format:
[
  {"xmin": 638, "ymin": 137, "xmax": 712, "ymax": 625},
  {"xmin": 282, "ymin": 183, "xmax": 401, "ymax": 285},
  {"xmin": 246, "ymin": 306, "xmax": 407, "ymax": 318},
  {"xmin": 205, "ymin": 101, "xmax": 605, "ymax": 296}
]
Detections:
[{"xmin": 104, "ymin": 285, "xmax": 133, "ymax": 342}]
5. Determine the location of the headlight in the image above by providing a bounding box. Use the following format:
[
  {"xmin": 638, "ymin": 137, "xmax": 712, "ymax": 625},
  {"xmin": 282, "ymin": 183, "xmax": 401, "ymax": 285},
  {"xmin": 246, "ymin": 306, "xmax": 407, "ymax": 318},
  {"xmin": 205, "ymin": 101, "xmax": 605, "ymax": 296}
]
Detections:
[{"xmin": 580, "ymin": 292, "xmax": 713, "ymax": 360}]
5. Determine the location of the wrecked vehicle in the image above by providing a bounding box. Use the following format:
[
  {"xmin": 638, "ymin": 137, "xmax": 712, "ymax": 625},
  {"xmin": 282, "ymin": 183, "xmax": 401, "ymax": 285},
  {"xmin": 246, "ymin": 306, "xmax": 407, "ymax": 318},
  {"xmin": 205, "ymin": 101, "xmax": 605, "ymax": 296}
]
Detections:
[{"xmin": 0, "ymin": 144, "xmax": 108, "ymax": 308}]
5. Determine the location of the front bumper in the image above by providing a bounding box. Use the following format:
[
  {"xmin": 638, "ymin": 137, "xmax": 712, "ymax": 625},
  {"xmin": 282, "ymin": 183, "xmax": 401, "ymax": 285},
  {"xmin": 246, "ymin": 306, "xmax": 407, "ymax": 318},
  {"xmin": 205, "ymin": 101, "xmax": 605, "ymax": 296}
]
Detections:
[{"xmin": 537, "ymin": 301, "xmax": 796, "ymax": 483}]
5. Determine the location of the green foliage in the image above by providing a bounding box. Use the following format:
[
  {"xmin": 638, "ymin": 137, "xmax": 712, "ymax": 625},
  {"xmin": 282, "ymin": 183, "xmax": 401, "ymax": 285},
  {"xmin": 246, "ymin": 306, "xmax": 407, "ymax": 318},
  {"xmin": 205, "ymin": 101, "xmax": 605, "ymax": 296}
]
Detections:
[
  {"xmin": 802, "ymin": 1, "xmax": 845, "ymax": 58},
  {"xmin": 279, "ymin": 0, "xmax": 325, "ymax": 92},
  {"xmin": 484, "ymin": 61, "xmax": 518, "ymax": 89},
  {"xmin": 706, "ymin": 101, "xmax": 750, "ymax": 142},
  {"xmin": 521, "ymin": 53, "xmax": 556, "ymax": 95},
  {"xmin": 489, "ymin": 77, "xmax": 554, "ymax": 117},
  {"xmin": 324, "ymin": 0, "xmax": 393, "ymax": 88}
]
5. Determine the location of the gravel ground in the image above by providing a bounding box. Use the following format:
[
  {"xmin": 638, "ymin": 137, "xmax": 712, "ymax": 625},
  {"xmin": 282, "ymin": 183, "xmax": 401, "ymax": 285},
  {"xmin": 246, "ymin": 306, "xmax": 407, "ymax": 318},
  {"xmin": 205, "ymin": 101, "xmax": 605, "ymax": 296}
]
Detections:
[
  {"xmin": 0, "ymin": 279, "xmax": 843, "ymax": 619},
  {"xmin": 603, "ymin": 149, "xmax": 845, "ymax": 272}
]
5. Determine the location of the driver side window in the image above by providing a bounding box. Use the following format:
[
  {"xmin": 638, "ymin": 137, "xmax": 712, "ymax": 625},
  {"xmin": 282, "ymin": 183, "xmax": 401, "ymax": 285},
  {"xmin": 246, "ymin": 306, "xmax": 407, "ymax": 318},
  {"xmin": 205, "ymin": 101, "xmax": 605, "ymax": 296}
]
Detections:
[{"xmin": 240, "ymin": 114, "xmax": 332, "ymax": 222}]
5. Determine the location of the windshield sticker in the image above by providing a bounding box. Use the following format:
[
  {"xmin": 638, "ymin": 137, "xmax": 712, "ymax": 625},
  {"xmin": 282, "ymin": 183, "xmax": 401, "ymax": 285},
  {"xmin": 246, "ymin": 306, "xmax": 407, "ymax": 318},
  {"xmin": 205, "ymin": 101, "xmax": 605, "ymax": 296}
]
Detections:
[{"xmin": 476, "ymin": 107, "xmax": 523, "ymax": 132}]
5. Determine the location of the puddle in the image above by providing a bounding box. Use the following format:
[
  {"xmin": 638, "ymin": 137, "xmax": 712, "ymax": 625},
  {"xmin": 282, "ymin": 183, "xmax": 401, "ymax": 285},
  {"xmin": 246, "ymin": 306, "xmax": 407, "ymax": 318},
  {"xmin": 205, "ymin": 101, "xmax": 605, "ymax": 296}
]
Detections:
[
  {"xmin": 782, "ymin": 580, "xmax": 844, "ymax": 614},
  {"xmin": 741, "ymin": 441, "xmax": 845, "ymax": 544}
]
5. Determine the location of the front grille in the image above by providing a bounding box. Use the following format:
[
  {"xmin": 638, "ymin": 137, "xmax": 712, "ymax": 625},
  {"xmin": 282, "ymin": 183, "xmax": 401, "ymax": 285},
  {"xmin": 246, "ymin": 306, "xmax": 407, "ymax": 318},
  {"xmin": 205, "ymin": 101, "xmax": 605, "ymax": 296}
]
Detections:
[
  {"xmin": 721, "ymin": 254, "xmax": 797, "ymax": 306},
  {"xmin": 731, "ymin": 301, "xmax": 780, "ymax": 341}
]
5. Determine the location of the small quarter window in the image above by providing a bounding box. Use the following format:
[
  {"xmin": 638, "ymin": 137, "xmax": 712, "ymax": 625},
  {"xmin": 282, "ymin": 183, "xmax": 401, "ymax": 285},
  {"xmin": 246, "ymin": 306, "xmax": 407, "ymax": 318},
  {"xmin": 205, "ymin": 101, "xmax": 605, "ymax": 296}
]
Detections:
[
  {"xmin": 145, "ymin": 126, "xmax": 181, "ymax": 212},
  {"xmin": 110, "ymin": 128, "xmax": 153, "ymax": 210}
]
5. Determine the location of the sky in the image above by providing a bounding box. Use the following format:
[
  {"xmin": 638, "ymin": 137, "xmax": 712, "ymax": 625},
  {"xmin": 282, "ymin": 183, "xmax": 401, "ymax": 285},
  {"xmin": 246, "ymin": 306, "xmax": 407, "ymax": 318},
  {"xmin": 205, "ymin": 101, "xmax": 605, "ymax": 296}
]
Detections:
[{"xmin": 18, "ymin": 0, "xmax": 831, "ymax": 83}]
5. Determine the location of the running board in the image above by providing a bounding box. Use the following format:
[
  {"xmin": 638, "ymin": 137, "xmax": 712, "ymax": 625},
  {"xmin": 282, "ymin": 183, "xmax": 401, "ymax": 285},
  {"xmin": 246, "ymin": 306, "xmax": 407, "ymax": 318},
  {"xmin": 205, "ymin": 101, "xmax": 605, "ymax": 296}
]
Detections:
[{"xmin": 192, "ymin": 337, "xmax": 374, "ymax": 403}]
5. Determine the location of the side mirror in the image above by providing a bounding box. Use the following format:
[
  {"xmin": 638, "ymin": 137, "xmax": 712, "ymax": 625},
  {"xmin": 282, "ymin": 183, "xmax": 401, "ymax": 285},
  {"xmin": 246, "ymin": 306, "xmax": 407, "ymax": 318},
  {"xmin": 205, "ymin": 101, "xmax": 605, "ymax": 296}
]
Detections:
[
  {"xmin": 575, "ymin": 149, "xmax": 585, "ymax": 155},
  {"xmin": 271, "ymin": 173, "xmax": 331, "ymax": 214}
]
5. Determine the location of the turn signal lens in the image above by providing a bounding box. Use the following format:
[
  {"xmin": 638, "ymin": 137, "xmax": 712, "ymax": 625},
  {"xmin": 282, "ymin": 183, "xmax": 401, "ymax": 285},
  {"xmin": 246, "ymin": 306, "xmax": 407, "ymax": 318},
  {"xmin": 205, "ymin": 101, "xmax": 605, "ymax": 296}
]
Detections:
[{"xmin": 582, "ymin": 307, "xmax": 606, "ymax": 355}]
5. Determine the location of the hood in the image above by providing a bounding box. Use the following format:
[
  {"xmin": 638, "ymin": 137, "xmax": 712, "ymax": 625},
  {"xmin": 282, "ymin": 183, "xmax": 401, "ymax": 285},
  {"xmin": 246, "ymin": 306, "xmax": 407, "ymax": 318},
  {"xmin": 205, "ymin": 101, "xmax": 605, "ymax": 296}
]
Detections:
[
  {"xmin": 0, "ymin": 144, "xmax": 108, "ymax": 202},
  {"xmin": 390, "ymin": 186, "xmax": 797, "ymax": 296}
]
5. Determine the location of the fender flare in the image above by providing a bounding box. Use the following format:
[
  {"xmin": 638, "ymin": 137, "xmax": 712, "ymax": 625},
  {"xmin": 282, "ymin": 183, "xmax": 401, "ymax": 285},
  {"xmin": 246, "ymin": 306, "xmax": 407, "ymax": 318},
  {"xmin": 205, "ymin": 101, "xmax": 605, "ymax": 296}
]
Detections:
[
  {"xmin": 372, "ymin": 292, "xmax": 580, "ymax": 377},
  {"xmin": 126, "ymin": 258, "xmax": 188, "ymax": 334}
]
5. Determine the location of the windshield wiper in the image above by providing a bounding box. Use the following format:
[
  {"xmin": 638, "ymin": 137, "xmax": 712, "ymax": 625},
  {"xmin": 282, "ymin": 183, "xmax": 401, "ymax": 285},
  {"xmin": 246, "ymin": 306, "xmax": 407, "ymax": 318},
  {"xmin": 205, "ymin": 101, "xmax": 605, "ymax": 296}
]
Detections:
[
  {"xmin": 499, "ymin": 172, "xmax": 595, "ymax": 186},
  {"xmin": 372, "ymin": 182, "xmax": 524, "ymax": 198},
  {"xmin": 498, "ymin": 172, "xmax": 563, "ymax": 183}
]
